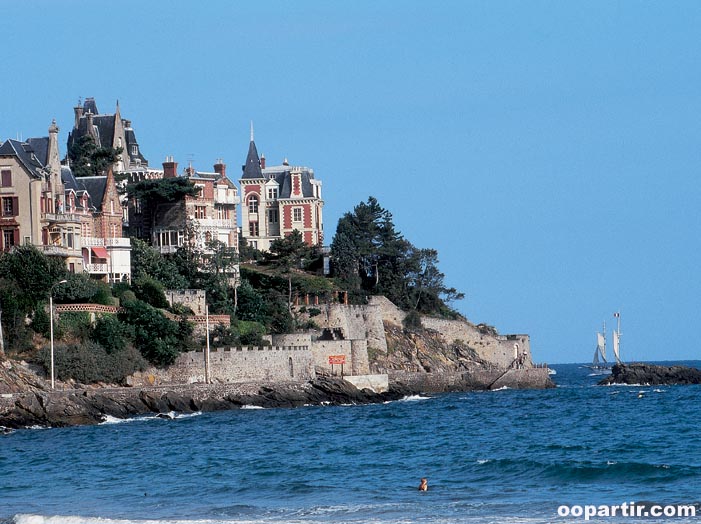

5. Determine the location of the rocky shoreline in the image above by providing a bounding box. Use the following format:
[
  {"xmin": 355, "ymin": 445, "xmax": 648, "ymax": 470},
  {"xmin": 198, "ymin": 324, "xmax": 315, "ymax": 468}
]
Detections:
[
  {"xmin": 0, "ymin": 376, "xmax": 414, "ymax": 430},
  {"xmin": 599, "ymin": 363, "xmax": 701, "ymax": 386},
  {"xmin": 0, "ymin": 362, "xmax": 554, "ymax": 429}
]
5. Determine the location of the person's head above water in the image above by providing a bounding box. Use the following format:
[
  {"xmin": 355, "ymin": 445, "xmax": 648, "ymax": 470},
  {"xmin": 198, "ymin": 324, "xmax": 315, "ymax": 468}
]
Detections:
[{"xmin": 419, "ymin": 478, "xmax": 428, "ymax": 491}]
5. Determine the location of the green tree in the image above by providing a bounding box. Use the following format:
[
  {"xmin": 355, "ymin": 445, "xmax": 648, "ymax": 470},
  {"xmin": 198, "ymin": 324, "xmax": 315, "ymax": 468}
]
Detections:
[
  {"xmin": 118, "ymin": 298, "xmax": 188, "ymax": 366},
  {"xmin": 91, "ymin": 315, "xmax": 134, "ymax": 354},
  {"xmin": 127, "ymin": 178, "xmax": 200, "ymax": 237},
  {"xmin": 236, "ymin": 279, "xmax": 267, "ymax": 324},
  {"xmin": 330, "ymin": 196, "xmax": 463, "ymax": 316},
  {"xmin": 130, "ymin": 237, "xmax": 188, "ymax": 289},
  {"xmin": 0, "ymin": 244, "xmax": 67, "ymax": 307},
  {"xmin": 266, "ymin": 230, "xmax": 313, "ymax": 313},
  {"xmin": 67, "ymin": 135, "xmax": 124, "ymax": 177}
]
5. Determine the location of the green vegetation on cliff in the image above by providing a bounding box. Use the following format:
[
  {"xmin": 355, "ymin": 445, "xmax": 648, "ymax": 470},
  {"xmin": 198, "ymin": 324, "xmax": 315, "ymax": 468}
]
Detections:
[{"xmin": 0, "ymin": 196, "xmax": 463, "ymax": 385}]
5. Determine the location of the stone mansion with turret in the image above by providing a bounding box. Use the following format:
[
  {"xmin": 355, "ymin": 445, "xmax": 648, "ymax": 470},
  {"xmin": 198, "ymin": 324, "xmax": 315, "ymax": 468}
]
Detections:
[{"xmin": 0, "ymin": 98, "xmax": 326, "ymax": 286}]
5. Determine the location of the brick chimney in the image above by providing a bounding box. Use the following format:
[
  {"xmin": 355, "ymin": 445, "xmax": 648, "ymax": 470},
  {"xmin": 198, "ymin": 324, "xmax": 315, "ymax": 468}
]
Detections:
[
  {"xmin": 260, "ymin": 154, "xmax": 266, "ymax": 169},
  {"xmin": 213, "ymin": 159, "xmax": 226, "ymax": 178},
  {"xmin": 163, "ymin": 156, "xmax": 178, "ymax": 178}
]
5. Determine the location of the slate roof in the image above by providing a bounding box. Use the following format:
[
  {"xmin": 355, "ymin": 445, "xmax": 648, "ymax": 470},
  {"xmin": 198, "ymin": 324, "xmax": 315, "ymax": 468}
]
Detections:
[
  {"xmin": 0, "ymin": 139, "xmax": 47, "ymax": 179},
  {"xmin": 26, "ymin": 137, "xmax": 49, "ymax": 166},
  {"xmin": 83, "ymin": 98, "xmax": 99, "ymax": 115},
  {"xmin": 241, "ymin": 140, "xmax": 263, "ymax": 179},
  {"xmin": 124, "ymin": 127, "xmax": 147, "ymax": 165},
  {"xmin": 263, "ymin": 165, "xmax": 316, "ymax": 199},
  {"xmin": 61, "ymin": 166, "xmax": 98, "ymax": 211}
]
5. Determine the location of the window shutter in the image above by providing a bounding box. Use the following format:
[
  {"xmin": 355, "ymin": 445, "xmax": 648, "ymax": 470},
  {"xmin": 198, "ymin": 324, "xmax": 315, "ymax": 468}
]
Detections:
[
  {"xmin": 13, "ymin": 229, "xmax": 19, "ymax": 245},
  {"xmin": 12, "ymin": 197, "xmax": 19, "ymax": 216}
]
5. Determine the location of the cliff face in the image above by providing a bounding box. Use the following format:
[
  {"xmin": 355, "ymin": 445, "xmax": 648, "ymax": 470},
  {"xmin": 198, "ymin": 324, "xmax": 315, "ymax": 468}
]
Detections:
[
  {"xmin": 0, "ymin": 359, "xmax": 48, "ymax": 394},
  {"xmin": 370, "ymin": 322, "xmax": 493, "ymax": 373},
  {"xmin": 306, "ymin": 296, "xmax": 536, "ymax": 371}
]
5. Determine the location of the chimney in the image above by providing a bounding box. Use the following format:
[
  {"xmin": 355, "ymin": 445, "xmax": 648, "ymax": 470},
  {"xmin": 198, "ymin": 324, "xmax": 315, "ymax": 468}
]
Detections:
[
  {"xmin": 163, "ymin": 156, "xmax": 178, "ymax": 178},
  {"xmin": 213, "ymin": 158, "xmax": 226, "ymax": 178},
  {"xmin": 260, "ymin": 154, "xmax": 266, "ymax": 170},
  {"xmin": 74, "ymin": 104, "xmax": 83, "ymax": 128}
]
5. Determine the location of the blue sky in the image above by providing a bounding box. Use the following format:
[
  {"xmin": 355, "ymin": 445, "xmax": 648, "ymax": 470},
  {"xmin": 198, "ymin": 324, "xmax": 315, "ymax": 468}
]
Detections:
[{"xmin": 3, "ymin": 1, "xmax": 700, "ymax": 364}]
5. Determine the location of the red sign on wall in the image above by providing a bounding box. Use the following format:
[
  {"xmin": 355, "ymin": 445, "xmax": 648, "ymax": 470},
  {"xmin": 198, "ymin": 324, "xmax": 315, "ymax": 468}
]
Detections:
[{"xmin": 328, "ymin": 355, "xmax": 346, "ymax": 365}]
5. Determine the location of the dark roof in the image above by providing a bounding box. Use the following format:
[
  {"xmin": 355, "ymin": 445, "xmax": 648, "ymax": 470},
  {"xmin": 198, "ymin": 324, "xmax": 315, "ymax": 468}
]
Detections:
[
  {"xmin": 83, "ymin": 98, "xmax": 99, "ymax": 114},
  {"xmin": 79, "ymin": 176, "xmax": 108, "ymax": 209},
  {"xmin": 0, "ymin": 139, "xmax": 46, "ymax": 179},
  {"xmin": 26, "ymin": 137, "xmax": 49, "ymax": 165},
  {"xmin": 241, "ymin": 140, "xmax": 263, "ymax": 179},
  {"xmin": 124, "ymin": 127, "xmax": 148, "ymax": 165},
  {"xmin": 61, "ymin": 167, "xmax": 93, "ymax": 210},
  {"xmin": 92, "ymin": 115, "xmax": 115, "ymax": 150},
  {"xmin": 265, "ymin": 168, "xmax": 315, "ymax": 199}
]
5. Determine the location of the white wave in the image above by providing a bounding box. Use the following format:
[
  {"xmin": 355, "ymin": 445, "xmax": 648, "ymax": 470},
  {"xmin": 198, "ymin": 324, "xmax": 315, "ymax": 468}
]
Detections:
[
  {"xmin": 240, "ymin": 405, "xmax": 265, "ymax": 409},
  {"xmin": 476, "ymin": 459, "xmax": 491, "ymax": 464},
  {"xmin": 399, "ymin": 394, "xmax": 431, "ymax": 401},
  {"xmin": 99, "ymin": 415, "xmax": 130, "ymax": 425},
  {"xmin": 13, "ymin": 515, "xmax": 266, "ymax": 524},
  {"xmin": 653, "ymin": 388, "xmax": 665, "ymax": 393},
  {"xmin": 491, "ymin": 386, "xmax": 511, "ymax": 391}
]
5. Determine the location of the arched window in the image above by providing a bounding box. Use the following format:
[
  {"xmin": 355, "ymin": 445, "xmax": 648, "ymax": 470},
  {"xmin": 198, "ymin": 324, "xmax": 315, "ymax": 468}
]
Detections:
[{"xmin": 248, "ymin": 195, "xmax": 259, "ymax": 213}]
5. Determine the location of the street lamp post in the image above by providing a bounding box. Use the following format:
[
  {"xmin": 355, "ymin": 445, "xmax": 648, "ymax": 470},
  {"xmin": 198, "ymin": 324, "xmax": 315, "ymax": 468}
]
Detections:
[{"xmin": 49, "ymin": 279, "xmax": 68, "ymax": 389}]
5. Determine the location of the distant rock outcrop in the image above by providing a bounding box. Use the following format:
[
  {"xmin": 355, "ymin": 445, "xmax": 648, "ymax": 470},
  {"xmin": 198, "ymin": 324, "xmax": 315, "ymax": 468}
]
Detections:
[{"xmin": 599, "ymin": 363, "xmax": 701, "ymax": 386}]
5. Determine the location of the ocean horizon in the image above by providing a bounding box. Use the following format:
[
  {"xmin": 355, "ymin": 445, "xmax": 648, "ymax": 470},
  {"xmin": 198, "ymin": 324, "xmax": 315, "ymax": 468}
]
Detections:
[{"xmin": 2, "ymin": 360, "xmax": 700, "ymax": 524}]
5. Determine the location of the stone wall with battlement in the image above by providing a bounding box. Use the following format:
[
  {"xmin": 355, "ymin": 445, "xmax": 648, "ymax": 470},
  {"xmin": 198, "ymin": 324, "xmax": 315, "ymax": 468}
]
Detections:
[
  {"xmin": 307, "ymin": 302, "xmax": 388, "ymax": 354},
  {"xmin": 129, "ymin": 345, "xmax": 314, "ymax": 386},
  {"xmin": 165, "ymin": 289, "xmax": 206, "ymax": 315}
]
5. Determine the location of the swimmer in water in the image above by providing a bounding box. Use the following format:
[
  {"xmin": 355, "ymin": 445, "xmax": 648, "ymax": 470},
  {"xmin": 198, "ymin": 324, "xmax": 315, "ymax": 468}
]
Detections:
[{"xmin": 419, "ymin": 478, "xmax": 428, "ymax": 491}]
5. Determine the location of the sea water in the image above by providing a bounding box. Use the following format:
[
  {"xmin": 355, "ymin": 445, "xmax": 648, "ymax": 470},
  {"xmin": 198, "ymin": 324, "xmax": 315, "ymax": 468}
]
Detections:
[{"xmin": 2, "ymin": 362, "xmax": 700, "ymax": 524}]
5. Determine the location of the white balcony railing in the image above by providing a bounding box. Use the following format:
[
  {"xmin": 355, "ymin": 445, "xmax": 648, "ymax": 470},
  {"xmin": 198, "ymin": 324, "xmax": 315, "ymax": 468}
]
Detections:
[
  {"xmin": 83, "ymin": 237, "xmax": 131, "ymax": 248},
  {"xmin": 85, "ymin": 263, "xmax": 108, "ymax": 273},
  {"xmin": 193, "ymin": 218, "xmax": 236, "ymax": 229}
]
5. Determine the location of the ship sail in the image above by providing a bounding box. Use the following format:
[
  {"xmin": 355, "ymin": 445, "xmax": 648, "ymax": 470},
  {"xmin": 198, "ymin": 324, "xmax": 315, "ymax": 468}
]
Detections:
[
  {"xmin": 612, "ymin": 331, "xmax": 621, "ymax": 364},
  {"xmin": 597, "ymin": 332, "xmax": 607, "ymax": 362}
]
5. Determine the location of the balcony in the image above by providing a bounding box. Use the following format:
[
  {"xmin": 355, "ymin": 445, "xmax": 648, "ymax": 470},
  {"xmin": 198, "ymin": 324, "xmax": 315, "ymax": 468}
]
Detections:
[
  {"xmin": 83, "ymin": 237, "xmax": 131, "ymax": 248},
  {"xmin": 214, "ymin": 190, "xmax": 240, "ymax": 205},
  {"xmin": 157, "ymin": 245, "xmax": 180, "ymax": 254},
  {"xmin": 86, "ymin": 263, "xmax": 108, "ymax": 273},
  {"xmin": 42, "ymin": 212, "xmax": 82, "ymax": 224},
  {"xmin": 193, "ymin": 218, "xmax": 237, "ymax": 229},
  {"xmin": 39, "ymin": 245, "xmax": 81, "ymax": 257}
]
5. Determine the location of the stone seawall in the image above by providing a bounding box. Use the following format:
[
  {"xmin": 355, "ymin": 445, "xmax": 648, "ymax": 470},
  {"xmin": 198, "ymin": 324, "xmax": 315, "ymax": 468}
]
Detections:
[
  {"xmin": 130, "ymin": 346, "xmax": 315, "ymax": 386},
  {"xmin": 388, "ymin": 367, "xmax": 553, "ymax": 392}
]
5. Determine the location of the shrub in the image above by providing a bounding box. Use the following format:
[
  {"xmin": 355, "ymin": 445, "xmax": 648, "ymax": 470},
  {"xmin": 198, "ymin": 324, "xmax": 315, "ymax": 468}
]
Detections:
[
  {"xmin": 132, "ymin": 275, "xmax": 169, "ymax": 309},
  {"xmin": 58, "ymin": 311, "xmax": 93, "ymax": 341},
  {"xmin": 37, "ymin": 341, "xmax": 147, "ymax": 385},
  {"xmin": 235, "ymin": 320, "xmax": 266, "ymax": 346},
  {"xmin": 92, "ymin": 315, "xmax": 134, "ymax": 353},
  {"xmin": 403, "ymin": 310, "xmax": 422, "ymax": 331},
  {"xmin": 118, "ymin": 299, "xmax": 187, "ymax": 366}
]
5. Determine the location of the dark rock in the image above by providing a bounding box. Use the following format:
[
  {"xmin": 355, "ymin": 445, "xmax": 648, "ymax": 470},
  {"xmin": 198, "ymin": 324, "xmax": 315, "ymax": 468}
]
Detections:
[
  {"xmin": 599, "ymin": 363, "xmax": 701, "ymax": 386},
  {"xmin": 139, "ymin": 390, "xmax": 169, "ymax": 413}
]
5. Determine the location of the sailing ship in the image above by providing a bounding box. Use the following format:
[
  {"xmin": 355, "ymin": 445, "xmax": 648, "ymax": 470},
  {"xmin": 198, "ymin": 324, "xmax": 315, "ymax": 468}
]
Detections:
[{"xmin": 586, "ymin": 312, "xmax": 622, "ymax": 370}]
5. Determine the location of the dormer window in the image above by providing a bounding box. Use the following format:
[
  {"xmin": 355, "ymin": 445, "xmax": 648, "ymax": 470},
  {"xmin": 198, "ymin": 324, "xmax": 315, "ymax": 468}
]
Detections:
[{"xmin": 268, "ymin": 187, "xmax": 278, "ymax": 200}]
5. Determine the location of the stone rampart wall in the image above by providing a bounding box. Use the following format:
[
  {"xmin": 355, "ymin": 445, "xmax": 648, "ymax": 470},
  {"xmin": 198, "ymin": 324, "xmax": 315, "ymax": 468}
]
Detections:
[
  {"xmin": 130, "ymin": 345, "xmax": 314, "ymax": 386},
  {"xmin": 313, "ymin": 303, "xmax": 387, "ymax": 354}
]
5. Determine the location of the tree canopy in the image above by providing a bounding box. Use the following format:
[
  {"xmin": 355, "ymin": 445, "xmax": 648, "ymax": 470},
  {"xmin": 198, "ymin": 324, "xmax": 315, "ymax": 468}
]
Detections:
[
  {"xmin": 330, "ymin": 197, "xmax": 464, "ymax": 316},
  {"xmin": 67, "ymin": 135, "xmax": 123, "ymax": 177}
]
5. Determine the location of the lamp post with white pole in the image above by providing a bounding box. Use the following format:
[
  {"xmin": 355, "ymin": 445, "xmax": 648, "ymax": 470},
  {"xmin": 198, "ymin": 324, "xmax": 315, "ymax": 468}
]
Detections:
[{"xmin": 49, "ymin": 279, "xmax": 68, "ymax": 389}]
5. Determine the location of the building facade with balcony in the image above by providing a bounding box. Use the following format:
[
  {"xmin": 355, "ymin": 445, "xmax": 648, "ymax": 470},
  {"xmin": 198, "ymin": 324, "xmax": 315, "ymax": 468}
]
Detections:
[
  {"xmin": 0, "ymin": 120, "xmax": 131, "ymax": 281},
  {"xmin": 239, "ymin": 133, "xmax": 323, "ymax": 252},
  {"xmin": 128, "ymin": 157, "xmax": 240, "ymax": 258}
]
